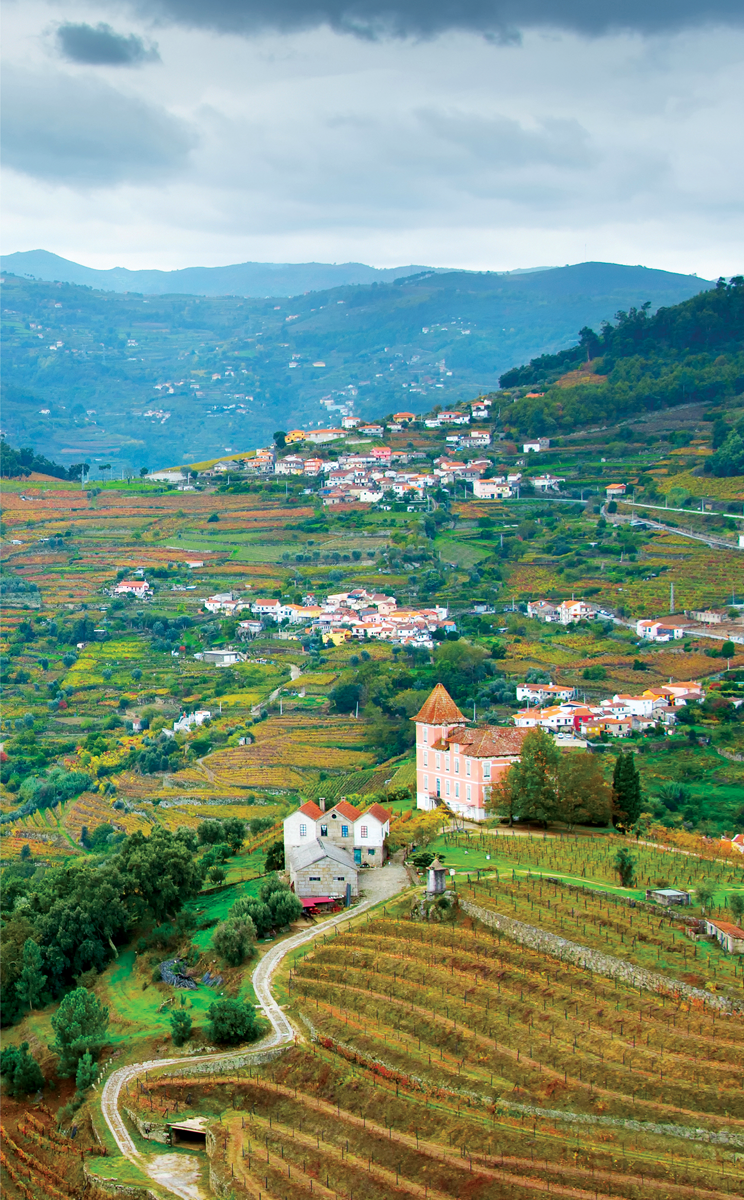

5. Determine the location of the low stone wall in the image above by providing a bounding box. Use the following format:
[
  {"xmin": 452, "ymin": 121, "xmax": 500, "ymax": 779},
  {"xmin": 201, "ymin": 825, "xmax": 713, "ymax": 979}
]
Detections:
[
  {"xmin": 83, "ymin": 1163, "xmax": 159, "ymax": 1200},
  {"xmin": 460, "ymin": 899, "xmax": 742, "ymax": 1015},
  {"xmin": 170, "ymin": 1044, "xmax": 287, "ymax": 1079},
  {"xmin": 122, "ymin": 1107, "xmax": 170, "ymax": 1144}
]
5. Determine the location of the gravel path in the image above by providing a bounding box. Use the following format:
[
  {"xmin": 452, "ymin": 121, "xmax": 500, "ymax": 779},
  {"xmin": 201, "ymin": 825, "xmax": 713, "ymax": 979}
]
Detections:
[{"xmin": 98, "ymin": 861, "xmax": 409, "ymax": 1199}]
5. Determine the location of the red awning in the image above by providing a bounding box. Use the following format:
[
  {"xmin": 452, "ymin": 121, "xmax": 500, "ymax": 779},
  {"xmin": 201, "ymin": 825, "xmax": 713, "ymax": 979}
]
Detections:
[{"xmin": 300, "ymin": 896, "xmax": 332, "ymax": 907}]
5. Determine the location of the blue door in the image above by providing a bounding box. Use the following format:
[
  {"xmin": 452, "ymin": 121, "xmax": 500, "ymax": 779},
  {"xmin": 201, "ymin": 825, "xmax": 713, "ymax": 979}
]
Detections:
[{"xmin": 354, "ymin": 848, "xmax": 362, "ymax": 864}]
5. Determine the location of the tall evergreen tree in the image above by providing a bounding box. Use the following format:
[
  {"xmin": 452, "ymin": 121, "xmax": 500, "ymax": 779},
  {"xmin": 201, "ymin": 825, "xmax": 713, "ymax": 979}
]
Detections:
[
  {"xmin": 16, "ymin": 938, "xmax": 47, "ymax": 1011},
  {"xmin": 50, "ymin": 988, "xmax": 109, "ymax": 1077},
  {"xmin": 0, "ymin": 1043, "xmax": 44, "ymax": 1097},
  {"xmin": 612, "ymin": 752, "xmax": 643, "ymax": 830}
]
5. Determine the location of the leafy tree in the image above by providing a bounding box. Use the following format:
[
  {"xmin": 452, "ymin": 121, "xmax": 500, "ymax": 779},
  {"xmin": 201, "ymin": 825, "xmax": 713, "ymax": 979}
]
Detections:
[
  {"xmin": 170, "ymin": 1010, "xmax": 192, "ymax": 1046},
  {"xmin": 496, "ymin": 728, "xmax": 560, "ymax": 825},
  {"xmin": 116, "ymin": 827, "xmax": 202, "ymax": 922},
  {"xmin": 50, "ymin": 988, "xmax": 109, "ymax": 1076},
  {"xmin": 269, "ymin": 890, "xmax": 302, "ymax": 928},
  {"xmin": 729, "ymin": 892, "xmax": 744, "ymax": 922},
  {"xmin": 75, "ymin": 1050, "xmax": 97, "ymax": 1092},
  {"xmin": 231, "ymin": 896, "xmax": 273, "ymax": 937},
  {"xmin": 613, "ymin": 847, "xmax": 636, "ymax": 888},
  {"xmin": 221, "ymin": 817, "xmax": 246, "ymax": 852},
  {"xmin": 330, "ymin": 681, "xmax": 362, "ymax": 713},
  {"xmin": 208, "ymin": 864, "xmax": 226, "ymax": 885},
  {"xmin": 612, "ymin": 752, "xmax": 643, "ymax": 830},
  {"xmin": 212, "ymin": 916, "xmax": 257, "ymax": 966},
  {"xmin": 207, "ymin": 998, "xmax": 261, "ymax": 1045},
  {"xmin": 197, "ymin": 820, "xmax": 224, "ymax": 846},
  {"xmin": 16, "ymin": 938, "xmax": 47, "ymax": 1011},
  {"xmin": 696, "ymin": 881, "xmax": 715, "ymax": 913},
  {"xmin": 264, "ymin": 840, "xmax": 285, "ymax": 872},
  {"xmin": 556, "ymin": 754, "xmax": 611, "ymax": 830},
  {"xmin": 0, "ymin": 1042, "xmax": 44, "ymax": 1097}
]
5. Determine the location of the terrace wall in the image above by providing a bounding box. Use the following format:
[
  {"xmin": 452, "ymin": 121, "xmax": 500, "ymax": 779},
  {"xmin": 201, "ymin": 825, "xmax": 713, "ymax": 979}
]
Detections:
[{"xmin": 460, "ymin": 899, "xmax": 742, "ymax": 1015}]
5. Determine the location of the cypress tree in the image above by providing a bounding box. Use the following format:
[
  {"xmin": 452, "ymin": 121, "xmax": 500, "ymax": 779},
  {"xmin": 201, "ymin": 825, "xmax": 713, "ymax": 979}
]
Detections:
[{"xmin": 612, "ymin": 752, "xmax": 642, "ymax": 830}]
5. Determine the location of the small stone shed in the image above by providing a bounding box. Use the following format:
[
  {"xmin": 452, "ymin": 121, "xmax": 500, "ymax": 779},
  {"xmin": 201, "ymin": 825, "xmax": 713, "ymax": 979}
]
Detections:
[
  {"xmin": 645, "ymin": 888, "xmax": 690, "ymax": 906},
  {"xmin": 288, "ymin": 839, "xmax": 358, "ymax": 900}
]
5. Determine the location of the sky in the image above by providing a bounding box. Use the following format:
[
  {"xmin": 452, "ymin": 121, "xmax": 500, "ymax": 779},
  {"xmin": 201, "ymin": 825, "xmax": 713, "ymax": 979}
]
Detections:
[{"xmin": 1, "ymin": 0, "xmax": 743, "ymax": 277}]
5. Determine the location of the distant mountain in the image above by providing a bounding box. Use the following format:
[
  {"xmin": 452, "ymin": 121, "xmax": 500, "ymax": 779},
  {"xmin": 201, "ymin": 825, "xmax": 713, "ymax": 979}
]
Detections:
[
  {"xmin": 0, "ymin": 261, "xmax": 712, "ymax": 470},
  {"xmin": 1, "ymin": 250, "xmax": 464, "ymax": 298}
]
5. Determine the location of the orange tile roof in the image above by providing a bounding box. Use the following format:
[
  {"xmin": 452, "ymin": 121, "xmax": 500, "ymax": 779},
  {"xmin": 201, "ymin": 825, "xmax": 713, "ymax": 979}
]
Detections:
[
  {"xmin": 446, "ymin": 725, "xmax": 531, "ymax": 758},
  {"xmin": 299, "ymin": 801, "xmax": 323, "ymax": 820},
  {"xmin": 412, "ymin": 684, "xmax": 467, "ymax": 725},
  {"xmin": 364, "ymin": 803, "xmax": 392, "ymax": 825},
  {"xmin": 333, "ymin": 799, "xmax": 362, "ymax": 821},
  {"xmin": 707, "ymin": 920, "xmax": 744, "ymax": 938}
]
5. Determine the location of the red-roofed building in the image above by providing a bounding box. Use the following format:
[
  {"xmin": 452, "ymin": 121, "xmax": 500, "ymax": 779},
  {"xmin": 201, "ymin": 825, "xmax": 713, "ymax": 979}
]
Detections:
[
  {"xmin": 414, "ymin": 684, "xmax": 530, "ymax": 822},
  {"xmin": 284, "ymin": 796, "xmax": 390, "ymax": 870}
]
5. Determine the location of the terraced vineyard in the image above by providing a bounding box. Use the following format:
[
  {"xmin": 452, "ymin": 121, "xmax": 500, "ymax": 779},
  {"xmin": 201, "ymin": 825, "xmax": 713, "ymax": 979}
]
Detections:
[{"xmin": 122, "ymin": 894, "xmax": 743, "ymax": 1200}]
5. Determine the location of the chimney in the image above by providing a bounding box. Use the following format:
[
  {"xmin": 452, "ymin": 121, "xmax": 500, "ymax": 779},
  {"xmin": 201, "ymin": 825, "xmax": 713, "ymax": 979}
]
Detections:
[{"xmin": 318, "ymin": 797, "xmax": 326, "ymax": 812}]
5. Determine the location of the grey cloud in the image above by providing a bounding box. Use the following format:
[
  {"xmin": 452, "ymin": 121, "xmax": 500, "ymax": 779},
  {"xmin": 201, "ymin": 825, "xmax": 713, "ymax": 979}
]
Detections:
[
  {"xmin": 56, "ymin": 22, "xmax": 160, "ymax": 65},
  {"xmin": 1, "ymin": 68, "xmax": 196, "ymax": 185},
  {"xmin": 416, "ymin": 110, "xmax": 595, "ymax": 170},
  {"xmin": 135, "ymin": 0, "xmax": 744, "ymax": 39}
]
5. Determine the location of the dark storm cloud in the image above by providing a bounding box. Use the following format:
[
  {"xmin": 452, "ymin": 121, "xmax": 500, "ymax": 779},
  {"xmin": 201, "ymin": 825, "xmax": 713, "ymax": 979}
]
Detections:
[
  {"xmin": 1, "ymin": 68, "xmax": 196, "ymax": 185},
  {"xmin": 137, "ymin": 0, "xmax": 744, "ymax": 38},
  {"xmin": 56, "ymin": 21, "xmax": 160, "ymax": 64}
]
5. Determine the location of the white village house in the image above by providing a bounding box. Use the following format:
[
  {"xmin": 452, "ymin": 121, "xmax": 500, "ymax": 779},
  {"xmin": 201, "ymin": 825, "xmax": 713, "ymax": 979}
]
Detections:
[{"xmin": 284, "ymin": 798, "xmax": 392, "ymax": 899}]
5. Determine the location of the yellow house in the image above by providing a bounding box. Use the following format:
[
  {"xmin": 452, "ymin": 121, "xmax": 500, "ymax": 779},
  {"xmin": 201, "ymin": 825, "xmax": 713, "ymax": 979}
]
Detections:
[
  {"xmin": 322, "ymin": 629, "xmax": 352, "ymax": 646},
  {"xmin": 285, "ymin": 430, "xmax": 307, "ymax": 444}
]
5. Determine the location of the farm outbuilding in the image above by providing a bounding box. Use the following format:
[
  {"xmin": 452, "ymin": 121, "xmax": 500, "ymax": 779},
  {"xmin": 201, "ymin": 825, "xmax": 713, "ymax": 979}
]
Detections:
[
  {"xmin": 645, "ymin": 888, "xmax": 691, "ymax": 906},
  {"xmin": 288, "ymin": 839, "xmax": 359, "ymax": 900}
]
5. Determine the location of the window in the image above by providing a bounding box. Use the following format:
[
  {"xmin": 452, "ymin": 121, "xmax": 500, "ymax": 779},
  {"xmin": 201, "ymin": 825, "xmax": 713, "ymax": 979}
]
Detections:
[
  {"xmin": 299, "ymin": 823, "xmax": 307, "ymax": 837},
  {"xmin": 455, "ymin": 782, "xmax": 460, "ymax": 798},
  {"xmin": 453, "ymin": 742, "xmax": 459, "ymax": 755},
  {"xmin": 435, "ymin": 753, "xmax": 441, "ymax": 769},
  {"xmin": 360, "ymin": 825, "xmax": 368, "ymax": 839},
  {"xmin": 483, "ymin": 762, "xmax": 491, "ymax": 780},
  {"xmin": 423, "ymin": 751, "xmax": 428, "ymax": 767},
  {"xmin": 320, "ymin": 824, "xmax": 328, "ymax": 837},
  {"xmin": 466, "ymin": 785, "xmax": 471, "ymax": 802},
  {"xmin": 424, "ymin": 774, "xmax": 429, "ymax": 791},
  {"xmin": 309, "ymin": 876, "xmax": 321, "ymax": 881},
  {"xmin": 454, "ymin": 759, "xmax": 459, "ymax": 774},
  {"xmin": 368, "ymin": 848, "xmax": 375, "ymax": 856},
  {"xmin": 422, "ymin": 727, "xmax": 428, "ymax": 743},
  {"xmin": 466, "ymin": 760, "xmax": 471, "ymax": 776},
  {"xmin": 341, "ymin": 825, "xmax": 349, "ymax": 837},
  {"xmin": 335, "ymin": 876, "xmax": 345, "ymax": 881},
  {"xmin": 445, "ymin": 754, "xmax": 450, "ymax": 772}
]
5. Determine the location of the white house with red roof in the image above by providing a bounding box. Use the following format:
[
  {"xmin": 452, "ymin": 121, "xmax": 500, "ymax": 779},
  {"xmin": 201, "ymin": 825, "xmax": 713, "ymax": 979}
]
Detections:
[
  {"xmin": 414, "ymin": 683, "xmax": 530, "ymax": 822},
  {"xmin": 114, "ymin": 579, "xmax": 151, "ymax": 599},
  {"xmin": 284, "ymin": 797, "xmax": 392, "ymax": 869}
]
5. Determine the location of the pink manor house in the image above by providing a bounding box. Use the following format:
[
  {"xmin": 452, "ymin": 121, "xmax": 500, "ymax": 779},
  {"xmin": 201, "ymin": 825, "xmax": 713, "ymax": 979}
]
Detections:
[{"xmin": 414, "ymin": 683, "xmax": 530, "ymax": 822}]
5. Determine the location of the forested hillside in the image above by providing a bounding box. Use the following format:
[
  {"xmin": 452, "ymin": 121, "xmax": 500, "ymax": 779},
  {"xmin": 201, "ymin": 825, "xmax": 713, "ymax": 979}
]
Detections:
[
  {"xmin": 1, "ymin": 262, "xmax": 709, "ymax": 471},
  {"xmin": 501, "ymin": 276, "xmax": 744, "ymax": 445}
]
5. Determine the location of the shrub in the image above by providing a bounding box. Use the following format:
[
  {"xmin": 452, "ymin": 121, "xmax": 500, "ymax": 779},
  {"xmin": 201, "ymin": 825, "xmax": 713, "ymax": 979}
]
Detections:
[
  {"xmin": 212, "ymin": 916, "xmax": 257, "ymax": 966},
  {"xmin": 170, "ymin": 1011, "xmax": 193, "ymax": 1046},
  {"xmin": 49, "ymin": 987, "xmax": 109, "ymax": 1076},
  {"xmin": 207, "ymin": 998, "xmax": 261, "ymax": 1045}
]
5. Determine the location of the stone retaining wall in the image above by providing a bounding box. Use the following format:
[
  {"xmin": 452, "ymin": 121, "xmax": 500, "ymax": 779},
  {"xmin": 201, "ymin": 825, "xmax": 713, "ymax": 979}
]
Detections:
[
  {"xmin": 83, "ymin": 1163, "xmax": 159, "ymax": 1200},
  {"xmin": 122, "ymin": 1107, "xmax": 170, "ymax": 1144},
  {"xmin": 169, "ymin": 1044, "xmax": 287, "ymax": 1079},
  {"xmin": 460, "ymin": 899, "xmax": 741, "ymax": 1015}
]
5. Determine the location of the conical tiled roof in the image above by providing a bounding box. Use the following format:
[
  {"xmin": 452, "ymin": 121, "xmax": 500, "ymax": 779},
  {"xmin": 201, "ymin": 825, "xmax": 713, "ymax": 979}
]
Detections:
[{"xmin": 412, "ymin": 683, "xmax": 467, "ymax": 725}]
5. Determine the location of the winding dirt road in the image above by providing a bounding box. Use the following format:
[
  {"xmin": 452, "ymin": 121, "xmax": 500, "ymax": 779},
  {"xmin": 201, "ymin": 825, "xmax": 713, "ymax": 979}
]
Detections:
[{"xmin": 98, "ymin": 863, "xmax": 408, "ymax": 1199}]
